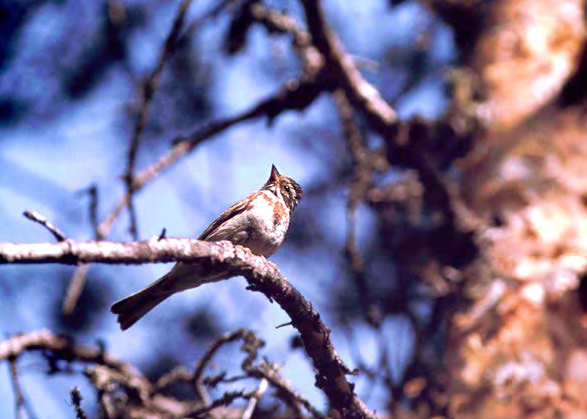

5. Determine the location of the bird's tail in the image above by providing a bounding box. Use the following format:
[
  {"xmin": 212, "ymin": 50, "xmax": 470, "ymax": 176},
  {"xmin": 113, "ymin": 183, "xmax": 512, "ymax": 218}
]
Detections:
[
  {"xmin": 111, "ymin": 262, "xmax": 230, "ymax": 330},
  {"xmin": 110, "ymin": 276, "xmax": 174, "ymax": 330}
]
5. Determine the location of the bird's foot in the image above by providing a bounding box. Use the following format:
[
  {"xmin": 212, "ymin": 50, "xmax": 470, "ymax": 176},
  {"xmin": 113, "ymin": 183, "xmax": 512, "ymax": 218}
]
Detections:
[
  {"xmin": 236, "ymin": 245, "xmax": 254, "ymax": 255},
  {"xmin": 260, "ymin": 255, "xmax": 279, "ymax": 271}
]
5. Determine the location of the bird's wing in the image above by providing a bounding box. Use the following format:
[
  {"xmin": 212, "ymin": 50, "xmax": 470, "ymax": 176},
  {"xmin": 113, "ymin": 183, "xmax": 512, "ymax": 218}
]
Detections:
[{"xmin": 198, "ymin": 194, "xmax": 252, "ymax": 241}]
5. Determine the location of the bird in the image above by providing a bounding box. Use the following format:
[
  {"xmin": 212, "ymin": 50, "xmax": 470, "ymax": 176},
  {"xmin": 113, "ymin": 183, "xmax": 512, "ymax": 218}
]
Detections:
[{"xmin": 111, "ymin": 165, "xmax": 303, "ymax": 330}]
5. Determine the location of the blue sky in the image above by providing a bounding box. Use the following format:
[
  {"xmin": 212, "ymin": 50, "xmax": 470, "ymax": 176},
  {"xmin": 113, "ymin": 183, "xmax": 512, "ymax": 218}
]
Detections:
[{"xmin": 0, "ymin": 0, "xmax": 454, "ymax": 416}]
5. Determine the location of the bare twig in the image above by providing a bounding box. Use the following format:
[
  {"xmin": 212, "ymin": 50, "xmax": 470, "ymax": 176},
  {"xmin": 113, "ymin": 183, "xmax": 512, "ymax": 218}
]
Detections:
[
  {"xmin": 193, "ymin": 330, "xmax": 257, "ymax": 379},
  {"xmin": 242, "ymin": 378, "xmax": 268, "ymax": 419},
  {"xmin": 182, "ymin": 0, "xmax": 240, "ymax": 41},
  {"xmin": 193, "ymin": 329, "xmax": 256, "ymax": 405},
  {"xmin": 249, "ymin": 3, "xmax": 323, "ymax": 73},
  {"xmin": 124, "ymin": 0, "xmax": 194, "ymax": 240},
  {"xmin": 63, "ymin": 265, "xmax": 90, "ymax": 314},
  {"xmin": 70, "ymin": 387, "xmax": 88, "ymax": 419},
  {"xmin": 23, "ymin": 211, "xmax": 67, "ymax": 242},
  {"xmin": 154, "ymin": 365, "xmax": 192, "ymax": 392},
  {"xmin": 9, "ymin": 357, "xmax": 25, "ymax": 419},
  {"xmin": 184, "ymin": 391, "xmax": 247, "ymax": 418},
  {"xmin": 247, "ymin": 362, "xmax": 326, "ymax": 418},
  {"xmin": 76, "ymin": 185, "xmax": 100, "ymax": 239},
  {"xmin": 87, "ymin": 186, "xmax": 99, "ymax": 240},
  {"xmin": 157, "ymin": 228, "xmax": 167, "ymax": 240}
]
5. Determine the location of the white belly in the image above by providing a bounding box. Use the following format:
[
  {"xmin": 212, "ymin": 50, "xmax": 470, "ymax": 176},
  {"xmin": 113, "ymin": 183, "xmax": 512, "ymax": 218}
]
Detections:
[{"xmin": 244, "ymin": 191, "xmax": 289, "ymax": 256}]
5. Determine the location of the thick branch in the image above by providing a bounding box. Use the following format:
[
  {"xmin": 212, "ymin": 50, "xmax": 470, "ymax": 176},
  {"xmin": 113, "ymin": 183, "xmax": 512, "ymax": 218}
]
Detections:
[{"xmin": 0, "ymin": 239, "xmax": 373, "ymax": 418}]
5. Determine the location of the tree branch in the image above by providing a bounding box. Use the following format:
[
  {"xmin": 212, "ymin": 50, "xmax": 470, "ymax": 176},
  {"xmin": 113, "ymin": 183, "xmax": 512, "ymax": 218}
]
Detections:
[
  {"xmin": 248, "ymin": 3, "xmax": 323, "ymax": 74},
  {"xmin": 0, "ymin": 239, "xmax": 373, "ymax": 418},
  {"xmin": 300, "ymin": 0, "xmax": 397, "ymax": 133},
  {"xmin": 0, "ymin": 330, "xmax": 188, "ymax": 416},
  {"xmin": 8, "ymin": 356, "xmax": 25, "ymax": 419},
  {"xmin": 23, "ymin": 210, "xmax": 68, "ymax": 242}
]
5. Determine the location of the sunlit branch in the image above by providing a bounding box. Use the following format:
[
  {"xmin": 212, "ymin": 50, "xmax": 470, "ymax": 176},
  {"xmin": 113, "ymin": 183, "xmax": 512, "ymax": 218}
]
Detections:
[
  {"xmin": 0, "ymin": 238, "xmax": 373, "ymax": 418},
  {"xmin": 23, "ymin": 210, "xmax": 68, "ymax": 242}
]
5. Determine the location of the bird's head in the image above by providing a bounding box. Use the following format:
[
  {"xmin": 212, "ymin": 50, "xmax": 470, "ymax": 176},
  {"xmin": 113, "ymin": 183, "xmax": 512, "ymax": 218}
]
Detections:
[{"xmin": 263, "ymin": 164, "xmax": 303, "ymax": 211}]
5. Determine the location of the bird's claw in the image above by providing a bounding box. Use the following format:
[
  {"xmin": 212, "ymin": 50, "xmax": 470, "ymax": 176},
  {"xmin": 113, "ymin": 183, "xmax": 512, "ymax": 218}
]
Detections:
[
  {"xmin": 236, "ymin": 246, "xmax": 278, "ymax": 271},
  {"xmin": 236, "ymin": 245, "xmax": 254, "ymax": 255}
]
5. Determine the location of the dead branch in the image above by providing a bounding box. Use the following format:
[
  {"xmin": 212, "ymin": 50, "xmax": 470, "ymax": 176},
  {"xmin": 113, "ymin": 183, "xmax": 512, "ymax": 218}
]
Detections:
[
  {"xmin": 0, "ymin": 239, "xmax": 373, "ymax": 418},
  {"xmin": 23, "ymin": 210, "xmax": 68, "ymax": 242},
  {"xmin": 0, "ymin": 330, "xmax": 148, "ymax": 389},
  {"xmin": 0, "ymin": 330, "xmax": 191, "ymax": 417}
]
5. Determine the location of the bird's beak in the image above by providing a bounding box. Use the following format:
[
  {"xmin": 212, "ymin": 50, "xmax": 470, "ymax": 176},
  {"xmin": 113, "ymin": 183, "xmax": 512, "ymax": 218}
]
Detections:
[{"xmin": 269, "ymin": 164, "xmax": 281, "ymax": 182}]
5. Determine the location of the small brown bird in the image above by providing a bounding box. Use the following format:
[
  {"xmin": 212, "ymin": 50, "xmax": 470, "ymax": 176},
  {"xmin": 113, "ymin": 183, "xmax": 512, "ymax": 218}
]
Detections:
[{"xmin": 111, "ymin": 165, "xmax": 303, "ymax": 330}]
